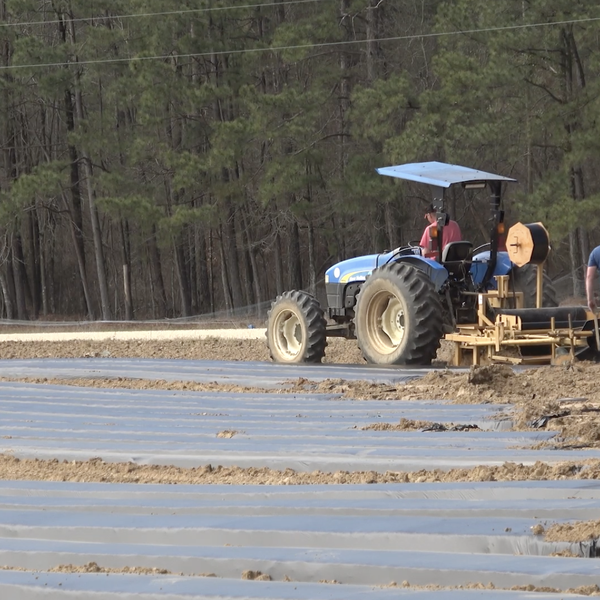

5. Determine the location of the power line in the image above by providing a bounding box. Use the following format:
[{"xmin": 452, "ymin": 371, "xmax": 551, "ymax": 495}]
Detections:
[
  {"xmin": 0, "ymin": 0, "xmax": 327, "ymax": 29},
  {"xmin": 1, "ymin": 15, "xmax": 599, "ymax": 72}
]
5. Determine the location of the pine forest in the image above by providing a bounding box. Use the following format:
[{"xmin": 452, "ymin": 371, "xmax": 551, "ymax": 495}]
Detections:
[{"xmin": 0, "ymin": 0, "xmax": 599, "ymax": 321}]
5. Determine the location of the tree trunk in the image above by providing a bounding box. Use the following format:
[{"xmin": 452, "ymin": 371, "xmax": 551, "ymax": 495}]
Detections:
[
  {"xmin": 174, "ymin": 237, "xmax": 191, "ymax": 317},
  {"xmin": 384, "ymin": 202, "xmax": 398, "ymax": 250},
  {"xmin": 11, "ymin": 235, "xmax": 28, "ymax": 320},
  {"xmin": 61, "ymin": 192, "xmax": 94, "ymax": 319},
  {"xmin": 562, "ymin": 27, "xmax": 587, "ymax": 297},
  {"xmin": 0, "ymin": 272, "xmax": 13, "ymax": 320},
  {"xmin": 307, "ymin": 222, "xmax": 317, "ymax": 296},
  {"xmin": 194, "ymin": 227, "xmax": 211, "ymax": 314},
  {"xmin": 569, "ymin": 230, "xmax": 583, "ymax": 297},
  {"xmin": 78, "ymin": 138, "xmax": 111, "ymax": 319},
  {"xmin": 28, "ymin": 211, "xmax": 41, "ymax": 319},
  {"xmin": 67, "ymin": 13, "xmax": 112, "ymax": 320},
  {"xmin": 339, "ymin": 0, "xmax": 351, "ymax": 177},
  {"xmin": 579, "ymin": 228, "xmax": 589, "ymax": 275},
  {"xmin": 365, "ymin": 0, "xmax": 379, "ymax": 85},
  {"xmin": 222, "ymin": 200, "xmax": 244, "ymax": 309},
  {"xmin": 274, "ymin": 229, "xmax": 284, "ymax": 296},
  {"xmin": 57, "ymin": 13, "xmax": 92, "ymax": 318},
  {"xmin": 39, "ymin": 224, "xmax": 48, "ymax": 316},
  {"xmin": 241, "ymin": 207, "xmax": 262, "ymax": 315},
  {"xmin": 287, "ymin": 219, "xmax": 302, "ymax": 290},
  {"xmin": 148, "ymin": 226, "xmax": 167, "ymax": 318},
  {"xmin": 0, "ymin": 0, "xmax": 19, "ymax": 319},
  {"xmin": 218, "ymin": 226, "xmax": 233, "ymax": 314},
  {"xmin": 242, "ymin": 245, "xmax": 253, "ymax": 310},
  {"xmin": 120, "ymin": 220, "xmax": 133, "ymax": 320},
  {"xmin": 208, "ymin": 230, "xmax": 215, "ymax": 313}
]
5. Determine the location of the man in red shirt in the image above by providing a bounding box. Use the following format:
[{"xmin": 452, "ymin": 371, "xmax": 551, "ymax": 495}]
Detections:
[{"xmin": 419, "ymin": 204, "xmax": 462, "ymax": 259}]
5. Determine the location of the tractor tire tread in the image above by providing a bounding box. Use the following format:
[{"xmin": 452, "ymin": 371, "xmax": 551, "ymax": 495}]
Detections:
[
  {"xmin": 266, "ymin": 290, "xmax": 327, "ymax": 363},
  {"xmin": 355, "ymin": 262, "xmax": 443, "ymax": 365}
]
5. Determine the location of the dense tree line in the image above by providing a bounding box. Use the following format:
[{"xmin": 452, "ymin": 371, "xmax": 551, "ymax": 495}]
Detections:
[{"xmin": 0, "ymin": 0, "xmax": 598, "ymax": 321}]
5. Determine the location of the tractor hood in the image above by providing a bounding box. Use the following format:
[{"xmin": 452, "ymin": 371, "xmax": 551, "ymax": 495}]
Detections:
[
  {"xmin": 325, "ymin": 252, "xmax": 390, "ymax": 285},
  {"xmin": 325, "ymin": 251, "xmax": 448, "ymax": 290}
]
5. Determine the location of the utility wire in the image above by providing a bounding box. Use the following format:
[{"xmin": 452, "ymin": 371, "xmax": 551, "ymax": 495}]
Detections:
[
  {"xmin": 0, "ymin": 15, "xmax": 599, "ymax": 71},
  {"xmin": 0, "ymin": 0, "xmax": 327, "ymax": 29}
]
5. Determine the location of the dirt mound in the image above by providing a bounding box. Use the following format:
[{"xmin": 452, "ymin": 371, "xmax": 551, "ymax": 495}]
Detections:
[{"xmin": 0, "ymin": 454, "xmax": 597, "ymax": 487}]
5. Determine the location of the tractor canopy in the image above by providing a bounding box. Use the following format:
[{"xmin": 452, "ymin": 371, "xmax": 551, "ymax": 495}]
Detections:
[
  {"xmin": 376, "ymin": 161, "xmax": 517, "ymax": 189},
  {"xmin": 377, "ymin": 161, "xmax": 517, "ymax": 288}
]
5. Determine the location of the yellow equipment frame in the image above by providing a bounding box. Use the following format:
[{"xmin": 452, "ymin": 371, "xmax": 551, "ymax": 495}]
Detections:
[{"xmin": 444, "ymin": 275, "xmax": 593, "ymax": 366}]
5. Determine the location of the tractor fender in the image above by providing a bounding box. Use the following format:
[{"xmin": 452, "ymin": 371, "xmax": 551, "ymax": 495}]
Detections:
[
  {"xmin": 391, "ymin": 255, "xmax": 449, "ymax": 291},
  {"xmin": 471, "ymin": 250, "xmax": 512, "ymax": 288}
]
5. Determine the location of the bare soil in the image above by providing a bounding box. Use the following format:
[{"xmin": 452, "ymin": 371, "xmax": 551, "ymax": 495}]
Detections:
[
  {"xmin": 1, "ymin": 336, "xmax": 600, "ymax": 547},
  {"xmin": 0, "ymin": 336, "xmax": 365, "ymax": 363}
]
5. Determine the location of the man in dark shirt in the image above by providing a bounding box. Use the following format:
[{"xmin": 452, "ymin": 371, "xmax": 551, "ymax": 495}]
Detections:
[{"xmin": 586, "ymin": 245, "xmax": 600, "ymax": 311}]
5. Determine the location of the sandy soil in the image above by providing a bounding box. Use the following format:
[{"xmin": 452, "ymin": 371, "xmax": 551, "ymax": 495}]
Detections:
[
  {"xmin": 2, "ymin": 336, "xmax": 600, "ymax": 548},
  {"xmin": 0, "ymin": 336, "xmax": 366, "ymax": 363}
]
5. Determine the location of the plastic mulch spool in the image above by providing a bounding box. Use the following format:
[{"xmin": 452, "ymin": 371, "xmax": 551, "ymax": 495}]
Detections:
[
  {"xmin": 506, "ymin": 222, "xmax": 550, "ymax": 267},
  {"xmin": 507, "ymin": 222, "xmax": 551, "ymax": 309}
]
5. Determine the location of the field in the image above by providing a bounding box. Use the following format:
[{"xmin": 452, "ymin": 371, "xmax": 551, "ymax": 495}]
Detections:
[{"xmin": 0, "ymin": 333, "xmax": 599, "ymax": 598}]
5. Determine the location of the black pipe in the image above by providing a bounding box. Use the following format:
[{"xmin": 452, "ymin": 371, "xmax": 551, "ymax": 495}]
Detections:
[
  {"xmin": 479, "ymin": 181, "xmax": 502, "ymax": 291},
  {"xmin": 495, "ymin": 306, "xmax": 588, "ymax": 330}
]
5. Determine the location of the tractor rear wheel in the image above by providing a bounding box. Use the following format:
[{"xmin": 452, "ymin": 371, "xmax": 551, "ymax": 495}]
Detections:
[
  {"xmin": 510, "ymin": 264, "xmax": 558, "ymax": 308},
  {"xmin": 355, "ymin": 262, "xmax": 443, "ymax": 365},
  {"xmin": 266, "ymin": 290, "xmax": 327, "ymax": 363}
]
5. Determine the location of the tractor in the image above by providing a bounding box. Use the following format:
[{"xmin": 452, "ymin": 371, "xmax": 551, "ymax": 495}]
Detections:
[{"xmin": 265, "ymin": 161, "xmax": 595, "ymax": 366}]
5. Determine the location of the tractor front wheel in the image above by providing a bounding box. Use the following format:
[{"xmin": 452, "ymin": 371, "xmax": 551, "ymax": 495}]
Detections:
[
  {"xmin": 266, "ymin": 290, "xmax": 327, "ymax": 363},
  {"xmin": 355, "ymin": 262, "xmax": 443, "ymax": 365}
]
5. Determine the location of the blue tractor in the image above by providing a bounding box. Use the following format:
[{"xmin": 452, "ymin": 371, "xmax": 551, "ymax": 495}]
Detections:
[{"xmin": 266, "ymin": 162, "xmax": 558, "ymax": 365}]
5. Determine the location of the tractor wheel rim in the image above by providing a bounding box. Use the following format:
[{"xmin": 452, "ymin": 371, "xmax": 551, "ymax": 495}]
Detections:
[
  {"xmin": 370, "ymin": 291, "xmax": 406, "ymax": 352},
  {"xmin": 274, "ymin": 310, "xmax": 302, "ymax": 359}
]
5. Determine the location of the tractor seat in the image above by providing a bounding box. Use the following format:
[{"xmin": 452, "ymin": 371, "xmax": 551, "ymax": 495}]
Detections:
[{"xmin": 441, "ymin": 241, "xmax": 473, "ymax": 277}]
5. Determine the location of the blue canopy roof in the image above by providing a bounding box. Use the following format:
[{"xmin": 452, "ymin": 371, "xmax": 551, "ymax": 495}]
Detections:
[{"xmin": 376, "ymin": 161, "xmax": 517, "ymax": 188}]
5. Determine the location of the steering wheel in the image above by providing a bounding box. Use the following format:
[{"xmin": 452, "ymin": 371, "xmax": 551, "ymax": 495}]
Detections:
[{"xmin": 472, "ymin": 243, "xmax": 491, "ymax": 255}]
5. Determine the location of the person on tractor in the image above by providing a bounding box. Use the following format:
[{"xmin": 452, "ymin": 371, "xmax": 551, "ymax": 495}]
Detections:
[
  {"xmin": 420, "ymin": 204, "xmax": 462, "ymax": 259},
  {"xmin": 586, "ymin": 244, "xmax": 600, "ymax": 312}
]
